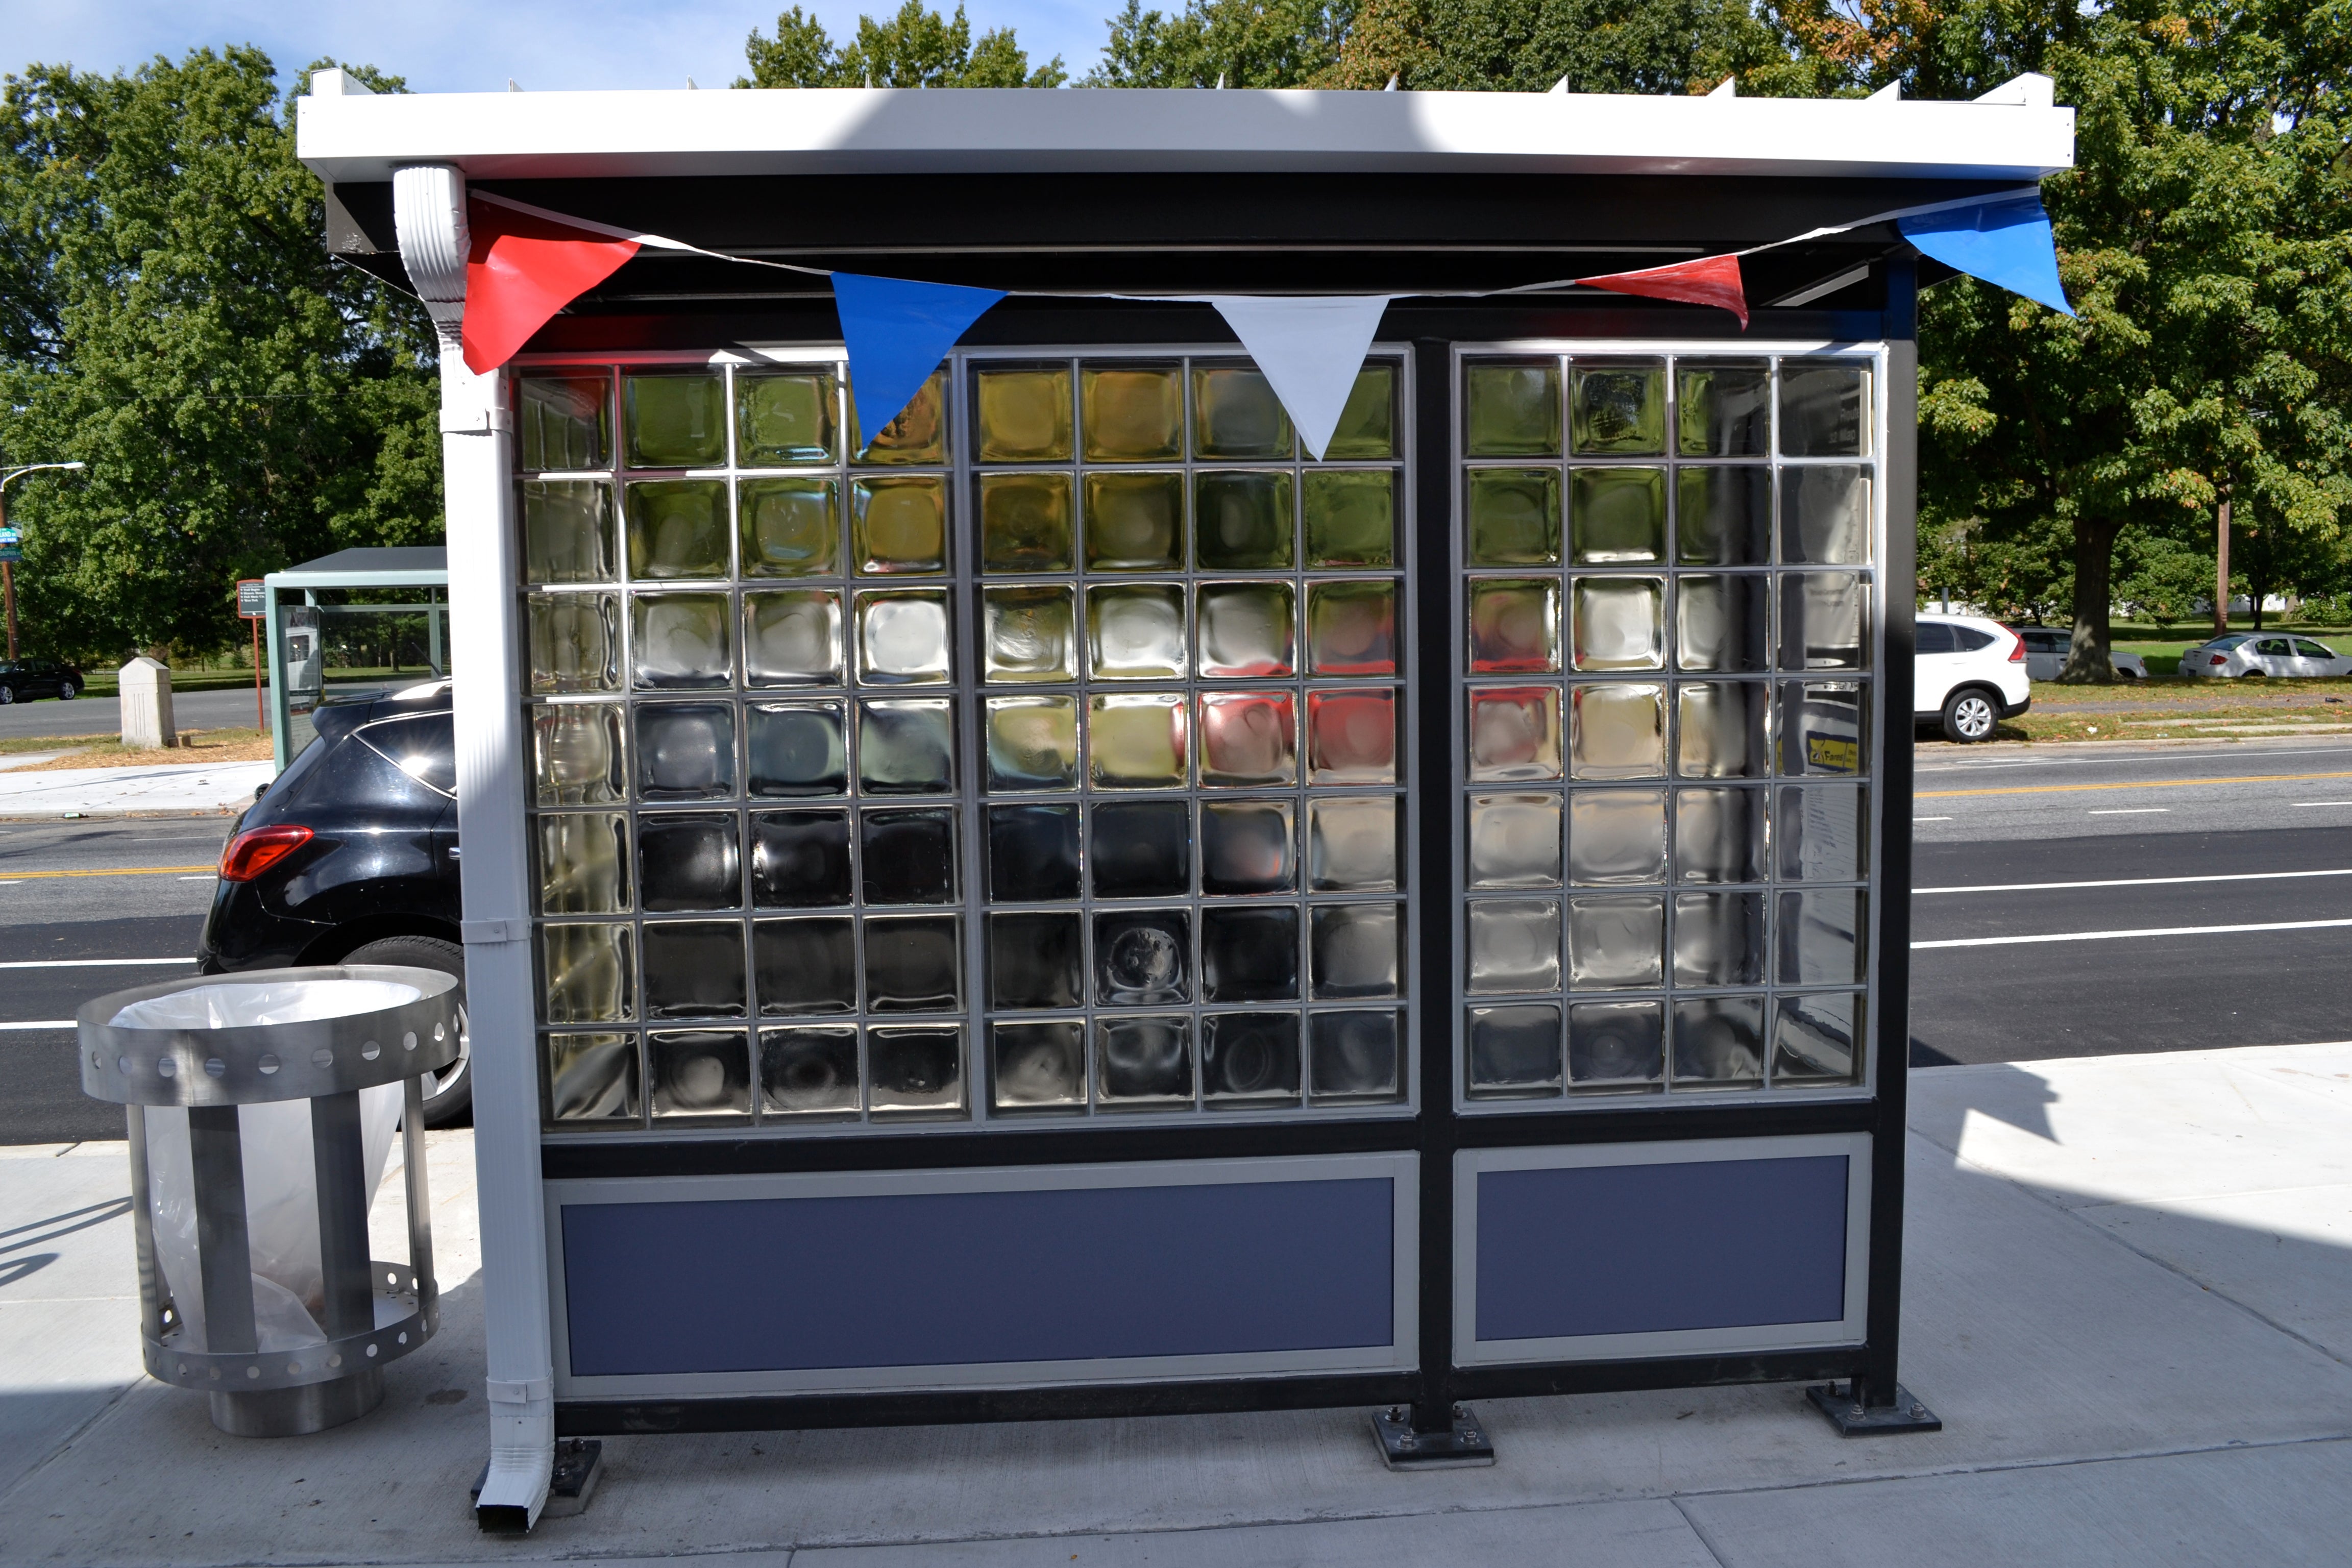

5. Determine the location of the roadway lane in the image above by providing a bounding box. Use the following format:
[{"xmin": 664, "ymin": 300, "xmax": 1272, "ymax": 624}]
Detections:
[{"xmin": 0, "ymin": 687, "xmax": 268, "ymax": 741}]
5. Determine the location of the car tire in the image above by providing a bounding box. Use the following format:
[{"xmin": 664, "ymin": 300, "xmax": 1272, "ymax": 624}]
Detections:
[
  {"xmin": 1940, "ymin": 687, "xmax": 2000, "ymax": 744},
  {"xmin": 0, "ymin": 685, "xmax": 13, "ymax": 705},
  {"xmin": 58, "ymin": 680, "xmax": 77, "ymax": 700},
  {"xmin": 2113, "ymin": 668, "xmax": 2138, "ymax": 680},
  {"xmin": 339, "ymin": 934, "xmax": 472, "ymax": 1128},
  {"xmin": 2240, "ymin": 670, "xmax": 2266, "ymax": 678}
]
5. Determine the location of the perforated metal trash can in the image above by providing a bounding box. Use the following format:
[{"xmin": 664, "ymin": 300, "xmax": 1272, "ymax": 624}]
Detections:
[{"xmin": 79, "ymin": 965, "xmax": 460, "ymax": 1436}]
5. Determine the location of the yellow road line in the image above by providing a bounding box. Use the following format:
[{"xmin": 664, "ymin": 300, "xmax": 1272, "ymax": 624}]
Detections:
[
  {"xmin": 0, "ymin": 865, "xmax": 214, "ymax": 880},
  {"xmin": 1918, "ymin": 769, "xmax": 2352, "ymax": 800}
]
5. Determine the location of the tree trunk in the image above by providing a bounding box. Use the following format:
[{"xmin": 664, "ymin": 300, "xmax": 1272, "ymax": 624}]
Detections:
[{"xmin": 2060, "ymin": 517, "xmax": 2120, "ymax": 683}]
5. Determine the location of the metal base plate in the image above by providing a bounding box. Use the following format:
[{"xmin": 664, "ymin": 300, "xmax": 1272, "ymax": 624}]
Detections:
[
  {"xmin": 209, "ymin": 1368, "xmax": 384, "ymax": 1437},
  {"xmin": 472, "ymin": 1440, "xmax": 604, "ymax": 1526},
  {"xmin": 1372, "ymin": 1404, "xmax": 1497, "ymax": 1469},
  {"xmin": 1806, "ymin": 1382, "xmax": 1943, "ymax": 1435}
]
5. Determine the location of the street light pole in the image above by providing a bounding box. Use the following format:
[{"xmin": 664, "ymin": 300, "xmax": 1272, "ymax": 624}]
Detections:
[{"xmin": 0, "ymin": 461, "xmax": 89, "ymax": 662}]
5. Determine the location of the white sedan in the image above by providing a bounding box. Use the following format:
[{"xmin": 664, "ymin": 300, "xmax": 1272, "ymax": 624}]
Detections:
[
  {"xmin": 2015, "ymin": 627, "xmax": 2147, "ymax": 680},
  {"xmin": 2184, "ymin": 633, "xmax": 2352, "ymax": 678}
]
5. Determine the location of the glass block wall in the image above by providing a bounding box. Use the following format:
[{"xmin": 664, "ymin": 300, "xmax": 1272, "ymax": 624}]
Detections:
[{"xmin": 1453, "ymin": 351, "xmax": 1878, "ymax": 1106}]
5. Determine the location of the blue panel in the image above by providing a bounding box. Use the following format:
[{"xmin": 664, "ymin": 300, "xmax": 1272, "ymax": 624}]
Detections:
[
  {"xmin": 562, "ymin": 1177, "xmax": 1394, "ymax": 1377},
  {"xmin": 1476, "ymin": 1155, "xmax": 1847, "ymax": 1342}
]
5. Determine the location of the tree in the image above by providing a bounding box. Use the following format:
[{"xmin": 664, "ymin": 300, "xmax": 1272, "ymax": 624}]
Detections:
[{"xmin": 741, "ymin": 3, "xmax": 1066, "ymax": 88}]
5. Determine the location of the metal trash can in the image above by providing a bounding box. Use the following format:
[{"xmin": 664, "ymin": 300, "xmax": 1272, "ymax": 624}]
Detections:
[{"xmin": 79, "ymin": 965, "xmax": 460, "ymax": 1436}]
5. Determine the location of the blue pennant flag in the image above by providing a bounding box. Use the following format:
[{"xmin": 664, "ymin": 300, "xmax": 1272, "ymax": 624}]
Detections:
[
  {"xmin": 1898, "ymin": 193, "xmax": 2074, "ymax": 316},
  {"xmin": 832, "ymin": 272, "xmax": 1007, "ymax": 438}
]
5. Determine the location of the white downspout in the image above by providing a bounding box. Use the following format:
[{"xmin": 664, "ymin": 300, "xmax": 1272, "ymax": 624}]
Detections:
[{"xmin": 393, "ymin": 163, "xmax": 555, "ymax": 1532}]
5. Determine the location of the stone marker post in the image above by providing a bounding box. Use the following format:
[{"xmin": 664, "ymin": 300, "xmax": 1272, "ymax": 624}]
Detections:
[{"xmin": 119, "ymin": 656, "xmax": 175, "ymax": 749}]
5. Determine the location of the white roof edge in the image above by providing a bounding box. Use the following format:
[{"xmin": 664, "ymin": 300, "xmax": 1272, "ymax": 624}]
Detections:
[{"xmin": 296, "ymin": 85, "xmax": 2074, "ymax": 184}]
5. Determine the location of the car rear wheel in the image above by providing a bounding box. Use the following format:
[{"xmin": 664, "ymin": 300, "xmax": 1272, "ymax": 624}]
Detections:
[
  {"xmin": 1941, "ymin": 688, "xmax": 2000, "ymax": 744},
  {"xmin": 339, "ymin": 934, "xmax": 471, "ymax": 1128},
  {"xmin": 58, "ymin": 680, "xmax": 77, "ymax": 699},
  {"xmin": 2240, "ymin": 669, "xmax": 2266, "ymax": 678},
  {"xmin": 0, "ymin": 685, "xmax": 13, "ymax": 704}
]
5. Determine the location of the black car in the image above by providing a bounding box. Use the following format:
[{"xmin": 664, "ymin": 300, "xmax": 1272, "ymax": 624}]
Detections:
[
  {"xmin": 0, "ymin": 657, "xmax": 85, "ymax": 703},
  {"xmin": 199, "ymin": 680, "xmax": 472, "ymax": 1124}
]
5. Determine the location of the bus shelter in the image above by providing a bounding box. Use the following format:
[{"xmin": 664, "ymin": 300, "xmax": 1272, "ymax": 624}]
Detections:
[
  {"xmin": 264, "ymin": 546, "xmax": 450, "ymax": 769},
  {"xmin": 297, "ymin": 71, "xmax": 2073, "ymax": 1527}
]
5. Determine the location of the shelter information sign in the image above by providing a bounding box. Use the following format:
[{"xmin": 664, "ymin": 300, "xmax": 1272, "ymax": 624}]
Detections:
[{"xmin": 237, "ymin": 579, "xmax": 266, "ymax": 618}]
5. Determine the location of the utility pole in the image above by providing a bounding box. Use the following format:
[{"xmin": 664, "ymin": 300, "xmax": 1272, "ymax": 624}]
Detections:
[
  {"xmin": 2214, "ymin": 492, "xmax": 2232, "ymax": 639},
  {"xmin": 0, "ymin": 461, "xmax": 89, "ymax": 662}
]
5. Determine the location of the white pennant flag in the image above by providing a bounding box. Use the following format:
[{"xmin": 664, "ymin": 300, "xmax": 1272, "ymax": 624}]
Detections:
[{"xmin": 1195, "ymin": 295, "xmax": 1396, "ymax": 460}]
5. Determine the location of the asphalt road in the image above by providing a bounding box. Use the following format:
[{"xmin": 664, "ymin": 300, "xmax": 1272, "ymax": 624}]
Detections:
[{"xmin": 0, "ymin": 686, "xmax": 270, "ymax": 740}]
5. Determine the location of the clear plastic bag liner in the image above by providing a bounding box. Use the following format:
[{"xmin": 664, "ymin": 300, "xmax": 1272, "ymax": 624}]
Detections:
[{"xmin": 111, "ymin": 978, "xmax": 423, "ymax": 1031}]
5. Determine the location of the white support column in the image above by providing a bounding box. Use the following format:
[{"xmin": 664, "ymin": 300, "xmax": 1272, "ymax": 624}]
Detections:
[{"xmin": 394, "ymin": 163, "xmax": 554, "ymax": 1531}]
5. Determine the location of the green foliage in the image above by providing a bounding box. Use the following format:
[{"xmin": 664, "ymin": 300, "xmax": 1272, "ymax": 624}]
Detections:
[
  {"xmin": 1091, "ymin": 0, "xmax": 1354, "ymax": 86},
  {"xmin": 741, "ymin": 3, "xmax": 1067, "ymax": 88}
]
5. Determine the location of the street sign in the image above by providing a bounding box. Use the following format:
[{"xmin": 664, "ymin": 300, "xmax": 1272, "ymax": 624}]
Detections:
[
  {"xmin": 237, "ymin": 579, "xmax": 265, "ymax": 618},
  {"xmin": 0, "ymin": 527, "xmax": 20, "ymax": 565}
]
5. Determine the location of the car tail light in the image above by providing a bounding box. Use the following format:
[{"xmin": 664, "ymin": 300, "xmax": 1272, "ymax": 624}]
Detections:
[
  {"xmin": 2007, "ymin": 631, "xmax": 2026, "ymax": 663},
  {"xmin": 219, "ymin": 824, "xmax": 314, "ymax": 881},
  {"xmin": 2209, "ymin": 654, "xmax": 2227, "ymax": 666}
]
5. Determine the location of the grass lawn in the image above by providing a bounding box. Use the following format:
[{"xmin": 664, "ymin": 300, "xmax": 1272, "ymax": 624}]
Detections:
[
  {"xmin": 1978, "ymin": 675, "xmax": 2352, "ymax": 744},
  {"xmin": 0, "ymin": 727, "xmax": 272, "ymax": 767}
]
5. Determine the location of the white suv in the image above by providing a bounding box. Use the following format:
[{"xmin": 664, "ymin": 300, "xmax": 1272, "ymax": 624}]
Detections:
[{"xmin": 1916, "ymin": 614, "xmax": 2031, "ymax": 743}]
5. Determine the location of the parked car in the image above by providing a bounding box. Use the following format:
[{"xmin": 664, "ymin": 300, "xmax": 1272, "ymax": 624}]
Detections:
[
  {"xmin": 2184, "ymin": 632, "xmax": 2352, "ymax": 678},
  {"xmin": 1916, "ymin": 614, "xmax": 2032, "ymax": 743},
  {"xmin": 2014, "ymin": 627, "xmax": 2148, "ymax": 681},
  {"xmin": 198, "ymin": 680, "xmax": 472, "ymax": 1124},
  {"xmin": 0, "ymin": 657, "xmax": 85, "ymax": 703}
]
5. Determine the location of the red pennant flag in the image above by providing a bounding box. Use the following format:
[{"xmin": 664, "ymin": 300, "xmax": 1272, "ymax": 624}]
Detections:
[
  {"xmin": 461, "ymin": 198, "xmax": 641, "ymax": 373},
  {"xmin": 1576, "ymin": 255, "xmax": 1748, "ymax": 328}
]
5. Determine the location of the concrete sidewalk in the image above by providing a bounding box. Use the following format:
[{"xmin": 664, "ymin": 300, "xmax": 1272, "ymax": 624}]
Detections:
[
  {"xmin": 4, "ymin": 1044, "xmax": 2347, "ymax": 1566},
  {"xmin": 0, "ymin": 760, "xmax": 271, "ymax": 819}
]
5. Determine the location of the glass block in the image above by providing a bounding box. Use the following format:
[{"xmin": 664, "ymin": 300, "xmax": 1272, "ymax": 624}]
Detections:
[
  {"xmin": 1195, "ymin": 471, "xmax": 1295, "ymax": 570},
  {"xmin": 624, "ymin": 372, "xmax": 725, "ymax": 469},
  {"xmin": 736, "ymin": 367, "xmax": 838, "ymax": 465},
  {"xmin": 542, "ymin": 922, "xmax": 634, "ymax": 1023},
  {"xmin": 519, "ymin": 375, "xmax": 610, "ymax": 472},
  {"xmin": 1779, "ymin": 362, "xmax": 1872, "ymax": 457},
  {"xmin": 538, "ymin": 812, "xmax": 629, "ymax": 915},
  {"xmin": 649, "ymin": 1030, "xmax": 751, "ymax": 1119},
  {"xmin": 1307, "ymin": 796, "xmax": 1397, "ymax": 892},
  {"xmin": 1306, "ymin": 581, "xmax": 1396, "ymax": 676},
  {"xmin": 1096, "ymin": 1015, "xmax": 1193, "ymax": 1107},
  {"xmin": 1776, "ymin": 682, "xmax": 1869, "ymax": 777},
  {"xmin": 1311, "ymin": 903, "xmax": 1400, "ymax": 999},
  {"xmin": 753, "ymin": 917, "xmax": 855, "ymax": 1014},
  {"xmin": 1569, "ymin": 999, "xmax": 1664, "ymax": 1091},
  {"xmin": 1310, "ymin": 1011, "xmax": 1401, "ymax": 1102},
  {"xmin": 642, "ymin": 921, "xmax": 748, "ymax": 1019},
  {"xmin": 1672, "ymin": 891, "xmax": 1765, "ymax": 986},
  {"xmin": 975, "ymin": 365, "xmax": 1073, "ymax": 462},
  {"xmin": 1675, "ymin": 574, "xmax": 1771, "ymax": 672},
  {"xmin": 1081, "ymin": 363, "xmax": 1183, "ymax": 461},
  {"xmin": 1469, "ymin": 579, "xmax": 1559, "ymax": 674},
  {"xmin": 1087, "ymin": 583, "xmax": 1187, "ymax": 680},
  {"xmin": 1571, "ymin": 361, "xmax": 1666, "ymax": 454},
  {"xmin": 1466, "ymin": 1004, "xmax": 1563, "ymax": 1098},
  {"xmin": 1568, "ymin": 788, "xmax": 1667, "ymax": 885},
  {"xmin": 1571, "ymin": 468, "xmax": 1667, "ymax": 564},
  {"xmin": 1676, "ymin": 361, "xmax": 1770, "ymax": 457},
  {"xmin": 1192, "ymin": 364, "xmax": 1293, "ymax": 458},
  {"xmin": 1094, "ymin": 910, "xmax": 1191, "ymax": 1005},
  {"xmin": 1468, "ymin": 898, "xmax": 1562, "ymax": 995},
  {"xmin": 523, "ymin": 481, "xmax": 615, "ymax": 584},
  {"xmin": 1203, "ymin": 799, "xmax": 1296, "ymax": 894},
  {"xmin": 1676, "ymin": 468, "xmax": 1773, "ymax": 566},
  {"xmin": 1676, "ymin": 681, "xmax": 1769, "ymax": 778},
  {"xmin": 625, "ymin": 480, "xmax": 730, "ymax": 579},
  {"xmin": 739, "ymin": 477, "xmax": 839, "ymax": 578},
  {"xmin": 858, "ymin": 699, "xmax": 955, "ymax": 794},
  {"xmin": 979, "ymin": 472, "xmax": 1075, "ymax": 573},
  {"xmin": 1671, "ymin": 995, "xmax": 1765, "ymax": 1086},
  {"xmin": 1776, "ymin": 785, "xmax": 1868, "ymax": 881},
  {"xmin": 1090, "ymin": 800, "xmax": 1190, "ymax": 897},
  {"xmin": 1196, "ymin": 581, "xmax": 1296, "ymax": 678},
  {"xmin": 848, "ymin": 370, "xmax": 946, "ymax": 464},
  {"xmin": 1202, "ymin": 1012, "xmax": 1302, "ymax": 1105},
  {"xmin": 534, "ymin": 703, "xmax": 627, "ymax": 805},
  {"xmin": 1772, "ymin": 992, "xmax": 1863, "ymax": 1086},
  {"xmin": 853, "ymin": 476, "xmax": 948, "ymax": 574},
  {"xmin": 988, "ymin": 803, "xmax": 1082, "ymax": 901},
  {"xmin": 1076, "ymin": 488, "xmax": 1182, "ymax": 595},
  {"xmin": 1675, "ymin": 788, "xmax": 1767, "ymax": 885},
  {"xmin": 1466, "ymin": 686, "xmax": 1561, "ymax": 782},
  {"xmin": 1303, "ymin": 471, "xmax": 1396, "ymax": 567},
  {"xmin": 988, "ymin": 911, "xmax": 1083, "ymax": 1009},
  {"xmin": 1570, "ymin": 683, "xmax": 1666, "ymax": 779},
  {"xmin": 1781, "ymin": 466, "xmax": 1872, "ymax": 565},
  {"xmin": 986, "ymin": 696, "xmax": 1080, "ymax": 791},
  {"xmin": 862, "ymin": 808, "xmax": 955, "ymax": 905},
  {"xmin": 1566, "ymin": 893, "xmax": 1664, "ymax": 989},
  {"xmin": 746, "ymin": 701, "xmax": 847, "ymax": 798},
  {"xmin": 1324, "ymin": 363, "xmax": 1398, "ymax": 459},
  {"xmin": 1465, "ymin": 361, "xmax": 1560, "ymax": 457},
  {"xmin": 1307, "ymin": 690, "xmax": 1396, "ymax": 785},
  {"xmin": 868, "ymin": 1024, "xmax": 965, "ymax": 1117},
  {"xmin": 1198, "ymin": 691, "xmax": 1297, "ymax": 787},
  {"xmin": 744, "ymin": 589, "xmax": 845, "ymax": 686},
  {"xmin": 750, "ymin": 810, "xmax": 853, "ymax": 908},
  {"xmin": 631, "ymin": 593, "xmax": 731, "ymax": 690},
  {"xmin": 634, "ymin": 702, "xmax": 737, "ymax": 801},
  {"xmin": 992, "ymin": 1021, "xmax": 1086, "ymax": 1113},
  {"xmin": 761, "ymin": 1025, "xmax": 860, "ymax": 1117},
  {"xmin": 545, "ymin": 1032, "xmax": 637, "ymax": 1123},
  {"xmin": 528, "ymin": 593, "xmax": 619, "ymax": 694},
  {"xmin": 1571, "ymin": 577, "xmax": 1665, "ymax": 671},
  {"xmin": 1202, "ymin": 907, "xmax": 1301, "ymax": 1003},
  {"xmin": 638, "ymin": 813, "xmax": 742, "ymax": 912},
  {"xmin": 1779, "ymin": 888, "xmax": 1867, "ymax": 985},
  {"xmin": 1465, "ymin": 469, "xmax": 1561, "ymax": 566},
  {"xmin": 983, "ymin": 586, "xmax": 1076, "ymax": 684},
  {"xmin": 863, "ymin": 915, "xmax": 962, "ymax": 1012},
  {"xmin": 1087, "ymin": 694, "xmax": 1187, "ymax": 789},
  {"xmin": 855, "ymin": 589, "xmax": 951, "ymax": 685},
  {"xmin": 1468, "ymin": 794, "xmax": 1560, "ymax": 889}
]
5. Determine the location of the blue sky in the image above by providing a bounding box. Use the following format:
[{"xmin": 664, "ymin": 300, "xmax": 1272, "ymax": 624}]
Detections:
[{"xmin": 6, "ymin": 1, "xmax": 1116, "ymax": 94}]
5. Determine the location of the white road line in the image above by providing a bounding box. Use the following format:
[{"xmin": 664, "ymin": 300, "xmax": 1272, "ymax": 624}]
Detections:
[
  {"xmin": 1916, "ymin": 916, "xmax": 2352, "ymax": 950},
  {"xmin": 1915, "ymin": 815, "xmax": 1954, "ymax": 822},
  {"xmin": 0, "ymin": 1021, "xmax": 76, "ymax": 1031},
  {"xmin": 2087, "ymin": 807, "xmax": 2168, "ymax": 815},
  {"xmin": 0, "ymin": 957, "xmax": 195, "ymax": 970},
  {"xmin": 2293, "ymin": 801, "xmax": 2352, "ymax": 807},
  {"xmin": 177, "ymin": 874, "xmax": 213, "ymax": 880},
  {"xmin": 1920, "ymin": 867, "xmax": 2352, "ymax": 895}
]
